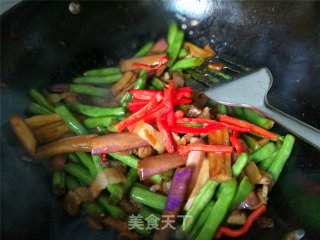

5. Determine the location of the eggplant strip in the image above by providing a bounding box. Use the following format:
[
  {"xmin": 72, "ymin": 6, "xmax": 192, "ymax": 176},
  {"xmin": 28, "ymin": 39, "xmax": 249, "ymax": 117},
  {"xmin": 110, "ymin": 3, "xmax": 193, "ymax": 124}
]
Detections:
[
  {"xmin": 35, "ymin": 134, "xmax": 96, "ymax": 161},
  {"xmin": 149, "ymin": 38, "xmax": 168, "ymax": 53},
  {"xmin": 133, "ymin": 120, "xmax": 166, "ymax": 154},
  {"xmin": 111, "ymin": 71, "xmax": 134, "ymax": 95},
  {"xmin": 182, "ymin": 41, "xmax": 215, "ymax": 58},
  {"xmin": 33, "ymin": 120, "xmax": 71, "ymax": 144},
  {"xmin": 35, "ymin": 133, "xmax": 150, "ymax": 161},
  {"xmin": 91, "ymin": 133, "xmax": 151, "ymax": 155},
  {"xmin": 25, "ymin": 113, "xmax": 62, "ymax": 128},
  {"xmin": 208, "ymin": 128, "xmax": 232, "ymax": 182},
  {"xmin": 10, "ymin": 114, "xmax": 37, "ymax": 157},
  {"xmin": 184, "ymin": 157, "xmax": 209, "ymax": 211},
  {"xmin": 121, "ymin": 53, "xmax": 167, "ymax": 72},
  {"xmin": 185, "ymin": 137, "xmax": 206, "ymax": 197},
  {"xmin": 115, "ymin": 72, "xmax": 138, "ymax": 100},
  {"xmin": 155, "ymin": 167, "xmax": 191, "ymax": 240},
  {"xmin": 137, "ymin": 153, "xmax": 188, "ymax": 180}
]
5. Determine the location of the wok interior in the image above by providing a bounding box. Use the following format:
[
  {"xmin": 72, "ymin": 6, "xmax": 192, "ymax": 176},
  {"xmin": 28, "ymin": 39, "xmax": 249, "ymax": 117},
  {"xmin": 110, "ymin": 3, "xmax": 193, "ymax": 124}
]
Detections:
[{"xmin": 1, "ymin": 1, "xmax": 320, "ymax": 239}]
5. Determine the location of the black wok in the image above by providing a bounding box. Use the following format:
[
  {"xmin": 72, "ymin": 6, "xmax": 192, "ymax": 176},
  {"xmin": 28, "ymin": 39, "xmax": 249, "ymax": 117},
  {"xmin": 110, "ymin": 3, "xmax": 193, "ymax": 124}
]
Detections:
[{"xmin": 1, "ymin": 1, "xmax": 320, "ymax": 239}]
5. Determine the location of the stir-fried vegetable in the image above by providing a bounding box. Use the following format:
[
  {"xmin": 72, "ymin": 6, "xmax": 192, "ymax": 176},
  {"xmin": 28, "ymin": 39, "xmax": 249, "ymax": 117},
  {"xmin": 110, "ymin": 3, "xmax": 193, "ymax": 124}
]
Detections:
[
  {"xmin": 9, "ymin": 114, "xmax": 37, "ymax": 157},
  {"xmin": 215, "ymin": 204, "xmax": 267, "ymax": 238},
  {"xmin": 196, "ymin": 178, "xmax": 238, "ymax": 240},
  {"xmin": 9, "ymin": 21, "xmax": 297, "ymax": 240},
  {"xmin": 138, "ymin": 153, "xmax": 188, "ymax": 180},
  {"xmin": 268, "ymin": 134, "xmax": 295, "ymax": 182},
  {"xmin": 155, "ymin": 167, "xmax": 191, "ymax": 239},
  {"xmin": 130, "ymin": 186, "xmax": 167, "ymax": 210},
  {"xmin": 182, "ymin": 180, "xmax": 219, "ymax": 232}
]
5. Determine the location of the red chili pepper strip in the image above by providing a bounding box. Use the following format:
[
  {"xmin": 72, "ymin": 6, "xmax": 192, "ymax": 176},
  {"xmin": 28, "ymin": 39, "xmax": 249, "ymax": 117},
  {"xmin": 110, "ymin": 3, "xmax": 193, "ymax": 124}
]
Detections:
[
  {"xmin": 131, "ymin": 87, "xmax": 191, "ymax": 101},
  {"xmin": 172, "ymin": 124, "xmax": 221, "ymax": 134},
  {"xmin": 114, "ymin": 93, "xmax": 163, "ymax": 132},
  {"xmin": 130, "ymin": 89, "xmax": 161, "ymax": 96},
  {"xmin": 174, "ymin": 98, "xmax": 192, "ymax": 105},
  {"xmin": 176, "ymin": 87, "xmax": 193, "ymax": 93},
  {"xmin": 177, "ymin": 143, "xmax": 234, "ymax": 155},
  {"xmin": 132, "ymin": 56, "xmax": 170, "ymax": 70},
  {"xmin": 164, "ymin": 81, "xmax": 175, "ymax": 129},
  {"xmin": 177, "ymin": 118, "xmax": 250, "ymax": 133},
  {"xmin": 215, "ymin": 204, "xmax": 267, "ymax": 239},
  {"xmin": 132, "ymin": 98, "xmax": 149, "ymax": 104},
  {"xmin": 232, "ymin": 130, "xmax": 240, "ymax": 138},
  {"xmin": 174, "ymin": 91, "xmax": 192, "ymax": 101},
  {"xmin": 126, "ymin": 123, "xmax": 137, "ymax": 133},
  {"xmin": 101, "ymin": 153, "xmax": 107, "ymax": 163},
  {"xmin": 128, "ymin": 102, "xmax": 148, "ymax": 112},
  {"xmin": 132, "ymin": 97, "xmax": 152, "ymax": 103},
  {"xmin": 219, "ymin": 115, "xmax": 278, "ymax": 139},
  {"xmin": 174, "ymin": 110, "xmax": 184, "ymax": 119},
  {"xmin": 230, "ymin": 131, "xmax": 243, "ymax": 154},
  {"xmin": 130, "ymin": 90, "xmax": 162, "ymax": 101},
  {"xmin": 219, "ymin": 122, "xmax": 251, "ymax": 133},
  {"xmin": 157, "ymin": 110, "xmax": 175, "ymax": 153},
  {"xmin": 141, "ymin": 104, "xmax": 166, "ymax": 124}
]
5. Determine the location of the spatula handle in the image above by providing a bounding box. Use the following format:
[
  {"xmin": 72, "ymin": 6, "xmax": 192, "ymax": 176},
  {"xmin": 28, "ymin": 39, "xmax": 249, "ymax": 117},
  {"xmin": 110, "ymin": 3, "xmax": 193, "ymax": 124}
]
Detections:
[{"xmin": 258, "ymin": 104, "xmax": 320, "ymax": 149}]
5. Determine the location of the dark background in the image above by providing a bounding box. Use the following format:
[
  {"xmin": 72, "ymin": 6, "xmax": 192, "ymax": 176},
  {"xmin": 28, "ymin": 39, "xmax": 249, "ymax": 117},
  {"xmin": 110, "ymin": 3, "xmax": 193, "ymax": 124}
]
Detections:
[{"xmin": 1, "ymin": 1, "xmax": 320, "ymax": 239}]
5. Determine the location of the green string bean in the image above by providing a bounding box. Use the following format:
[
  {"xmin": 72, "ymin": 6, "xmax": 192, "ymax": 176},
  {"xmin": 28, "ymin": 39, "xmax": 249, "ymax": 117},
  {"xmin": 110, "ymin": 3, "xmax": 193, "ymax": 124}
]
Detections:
[
  {"xmin": 232, "ymin": 106, "xmax": 245, "ymax": 119},
  {"xmin": 65, "ymin": 102, "xmax": 125, "ymax": 117},
  {"xmin": 151, "ymin": 77, "xmax": 166, "ymax": 90},
  {"xmin": 64, "ymin": 163, "xmax": 94, "ymax": 186},
  {"xmin": 229, "ymin": 176, "xmax": 254, "ymax": 212},
  {"xmin": 169, "ymin": 57, "xmax": 204, "ymax": 72},
  {"xmin": 178, "ymin": 47, "xmax": 189, "ymax": 58},
  {"xmin": 69, "ymin": 84, "xmax": 111, "ymax": 97},
  {"xmin": 182, "ymin": 180, "xmax": 219, "ymax": 232},
  {"xmin": 66, "ymin": 174, "xmax": 81, "ymax": 191},
  {"xmin": 241, "ymin": 133, "xmax": 259, "ymax": 151},
  {"xmin": 97, "ymin": 194, "xmax": 126, "ymax": 220},
  {"xmin": 190, "ymin": 201, "xmax": 215, "ymax": 239},
  {"xmin": 217, "ymin": 104, "xmax": 228, "ymax": 115},
  {"xmin": 167, "ymin": 22, "xmax": 178, "ymax": 46},
  {"xmin": 139, "ymin": 206, "xmax": 161, "ymax": 223},
  {"xmin": 75, "ymin": 152, "xmax": 99, "ymax": 178},
  {"xmin": 167, "ymin": 30, "xmax": 184, "ymax": 66},
  {"xmin": 107, "ymin": 184, "xmax": 124, "ymax": 205},
  {"xmin": 28, "ymin": 102, "xmax": 53, "ymax": 115},
  {"xmin": 54, "ymin": 104, "xmax": 88, "ymax": 135},
  {"xmin": 85, "ymin": 67, "xmax": 121, "ymax": 76},
  {"xmin": 122, "ymin": 168, "xmax": 139, "ymax": 194},
  {"xmin": 29, "ymin": 89, "xmax": 53, "ymax": 111},
  {"xmin": 268, "ymin": 134, "xmax": 295, "ymax": 182},
  {"xmin": 81, "ymin": 202, "xmax": 105, "ymax": 218},
  {"xmin": 84, "ymin": 116, "xmax": 117, "ymax": 128},
  {"xmin": 196, "ymin": 178, "xmax": 237, "ymax": 240},
  {"xmin": 232, "ymin": 152, "xmax": 249, "ymax": 178},
  {"xmin": 68, "ymin": 153, "xmax": 82, "ymax": 164},
  {"xmin": 243, "ymin": 108, "xmax": 274, "ymax": 130},
  {"xmin": 73, "ymin": 73, "xmax": 122, "ymax": 84},
  {"xmin": 134, "ymin": 41, "xmax": 154, "ymax": 57},
  {"xmin": 130, "ymin": 186, "xmax": 167, "ymax": 211},
  {"xmin": 249, "ymin": 142, "xmax": 276, "ymax": 163},
  {"xmin": 133, "ymin": 69, "xmax": 148, "ymax": 90},
  {"xmin": 259, "ymin": 141, "xmax": 283, "ymax": 171}
]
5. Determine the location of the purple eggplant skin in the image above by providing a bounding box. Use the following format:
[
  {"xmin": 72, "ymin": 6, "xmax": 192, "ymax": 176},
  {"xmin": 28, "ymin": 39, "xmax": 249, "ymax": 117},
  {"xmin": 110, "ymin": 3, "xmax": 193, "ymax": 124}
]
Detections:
[{"xmin": 154, "ymin": 167, "xmax": 191, "ymax": 240}]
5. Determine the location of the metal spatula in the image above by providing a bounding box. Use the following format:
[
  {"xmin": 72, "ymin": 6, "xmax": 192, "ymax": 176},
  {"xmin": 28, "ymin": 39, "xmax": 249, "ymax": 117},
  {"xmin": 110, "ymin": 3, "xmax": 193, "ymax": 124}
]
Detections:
[{"xmin": 186, "ymin": 54, "xmax": 320, "ymax": 149}]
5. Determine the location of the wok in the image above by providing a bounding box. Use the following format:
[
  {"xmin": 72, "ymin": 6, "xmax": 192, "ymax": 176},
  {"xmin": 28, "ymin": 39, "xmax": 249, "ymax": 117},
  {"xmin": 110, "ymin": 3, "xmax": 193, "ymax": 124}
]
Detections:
[{"xmin": 1, "ymin": 1, "xmax": 320, "ymax": 239}]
